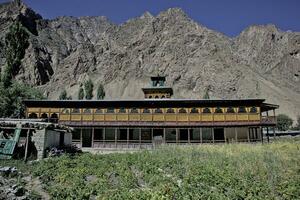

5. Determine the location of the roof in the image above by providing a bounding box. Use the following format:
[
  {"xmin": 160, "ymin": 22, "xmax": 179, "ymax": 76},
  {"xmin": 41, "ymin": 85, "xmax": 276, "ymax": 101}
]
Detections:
[{"xmin": 23, "ymin": 99, "xmax": 277, "ymax": 110}]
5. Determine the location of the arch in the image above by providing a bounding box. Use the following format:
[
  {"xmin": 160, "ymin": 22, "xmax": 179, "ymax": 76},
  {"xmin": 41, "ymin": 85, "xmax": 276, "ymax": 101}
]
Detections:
[
  {"xmin": 203, "ymin": 107, "xmax": 211, "ymax": 114},
  {"xmin": 130, "ymin": 108, "xmax": 138, "ymax": 113},
  {"xmin": 215, "ymin": 107, "xmax": 223, "ymax": 113},
  {"xmin": 143, "ymin": 108, "xmax": 151, "ymax": 113},
  {"xmin": 28, "ymin": 113, "xmax": 38, "ymax": 119},
  {"xmin": 155, "ymin": 96, "xmax": 159, "ymax": 99},
  {"xmin": 95, "ymin": 108, "xmax": 103, "ymax": 114},
  {"xmin": 154, "ymin": 108, "xmax": 163, "ymax": 113},
  {"xmin": 119, "ymin": 107, "xmax": 126, "ymax": 113},
  {"xmin": 148, "ymin": 96, "xmax": 152, "ymax": 99},
  {"xmin": 250, "ymin": 107, "xmax": 257, "ymax": 113},
  {"xmin": 107, "ymin": 107, "xmax": 115, "ymax": 113},
  {"xmin": 72, "ymin": 108, "xmax": 80, "ymax": 114},
  {"xmin": 83, "ymin": 108, "xmax": 92, "ymax": 114},
  {"xmin": 62, "ymin": 108, "xmax": 70, "ymax": 114},
  {"xmin": 50, "ymin": 113, "xmax": 58, "ymax": 119},
  {"xmin": 41, "ymin": 113, "xmax": 48, "ymax": 119},
  {"xmin": 179, "ymin": 108, "xmax": 187, "ymax": 113},
  {"xmin": 161, "ymin": 95, "xmax": 165, "ymax": 99},
  {"xmin": 166, "ymin": 108, "xmax": 175, "ymax": 113},
  {"xmin": 238, "ymin": 107, "xmax": 247, "ymax": 113},
  {"xmin": 226, "ymin": 107, "xmax": 235, "ymax": 113},
  {"xmin": 190, "ymin": 108, "xmax": 199, "ymax": 113}
]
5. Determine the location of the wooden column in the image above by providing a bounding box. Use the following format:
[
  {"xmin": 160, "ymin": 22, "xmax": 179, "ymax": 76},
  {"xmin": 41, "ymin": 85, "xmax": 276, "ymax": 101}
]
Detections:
[
  {"xmin": 266, "ymin": 127, "xmax": 269, "ymax": 143},
  {"xmin": 103, "ymin": 128, "xmax": 106, "ymax": 145},
  {"xmin": 212, "ymin": 128, "xmax": 215, "ymax": 143},
  {"xmin": 224, "ymin": 128, "xmax": 227, "ymax": 143},
  {"xmin": 127, "ymin": 128, "xmax": 129, "ymax": 146},
  {"xmin": 260, "ymin": 126, "xmax": 263, "ymax": 144},
  {"xmin": 115, "ymin": 128, "xmax": 117, "ymax": 147},
  {"xmin": 176, "ymin": 128, "xmax": 179, "ymax": 144},
  {"xmin": 151, "ymin": 128, "xmax": 153, "ymax": 144},
  {"xmin": 92, "ymin": 128, "xmax": 95, "ymax": 148},
  {"xmin": 247, "ymin": 127, "xmax": 250, "ymax": 143},
  {"xmin": 188, "ymin": 129, "xmax": 190, "ymax": 144},
  {"xmin": 273, "ymin": 126, "xmax": 276, "ymax": 140},
  {"xmin": 139, "ymin": 128, "xmax": 142, "ymax": 148},
  {"xmin": 200, "ymin": 128, "xmax": 203, "ymax": 144},
  {"xmin": 163, "ymin": 128, "xmax": 166, "ymax": 144},
  {"xmin": 235, "ymin": 127, "xmax": 238, "ymax": 142}
]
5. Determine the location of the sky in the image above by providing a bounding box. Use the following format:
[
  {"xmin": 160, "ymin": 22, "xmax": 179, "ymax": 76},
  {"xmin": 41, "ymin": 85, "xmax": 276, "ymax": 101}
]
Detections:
[{"xmin": 2, "ymin": 0, "xmax": 300, "ymax": 37}]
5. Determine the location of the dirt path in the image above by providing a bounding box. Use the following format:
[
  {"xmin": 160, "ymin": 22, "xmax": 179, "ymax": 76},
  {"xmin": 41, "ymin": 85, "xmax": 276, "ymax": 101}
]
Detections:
[{"xmin": 24, "ymin": 176, "xmax": 51, "ymax": 200}]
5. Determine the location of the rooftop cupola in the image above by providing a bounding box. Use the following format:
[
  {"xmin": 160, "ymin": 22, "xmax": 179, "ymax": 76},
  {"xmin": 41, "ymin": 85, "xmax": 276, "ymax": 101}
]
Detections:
[{"xmin": 142, "ymin": 76, "xmax": 173, "ymax": 99}]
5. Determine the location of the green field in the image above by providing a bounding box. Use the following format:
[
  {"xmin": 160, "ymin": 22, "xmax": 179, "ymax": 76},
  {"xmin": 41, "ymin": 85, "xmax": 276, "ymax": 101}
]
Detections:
[{"xmin": 2, "ymin": 140, "xmax": 300, "ymax": 199}]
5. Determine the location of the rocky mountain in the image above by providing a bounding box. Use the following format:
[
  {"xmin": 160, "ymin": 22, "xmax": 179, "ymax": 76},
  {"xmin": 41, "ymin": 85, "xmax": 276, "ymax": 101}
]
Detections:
[{"xmin": 0, "ymin": 1, "xmax": 299, "ymax": 119}]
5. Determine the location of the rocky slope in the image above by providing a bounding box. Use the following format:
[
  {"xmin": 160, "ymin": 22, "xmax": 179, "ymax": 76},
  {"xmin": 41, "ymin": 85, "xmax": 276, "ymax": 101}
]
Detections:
[{"xmin": 0, "ymin": 1, "xmax": 299, "ymax": 119}]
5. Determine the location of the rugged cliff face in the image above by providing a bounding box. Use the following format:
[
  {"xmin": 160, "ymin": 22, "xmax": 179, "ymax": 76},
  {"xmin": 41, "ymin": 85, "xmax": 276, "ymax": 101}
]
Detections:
[{"xmin": 0, "ymin": 1, "xmax": 299, "ymax": 119}]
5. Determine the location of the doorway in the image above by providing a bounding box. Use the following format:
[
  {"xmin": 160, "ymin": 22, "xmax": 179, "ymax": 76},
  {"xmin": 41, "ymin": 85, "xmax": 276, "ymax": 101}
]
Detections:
[
  {"xmin": 82, "ymin": 129, "xmax": 92, "ymax": 147},
  {"xmin": 214, "ymin": 128, "xmax": 224, "ymax": 142}
]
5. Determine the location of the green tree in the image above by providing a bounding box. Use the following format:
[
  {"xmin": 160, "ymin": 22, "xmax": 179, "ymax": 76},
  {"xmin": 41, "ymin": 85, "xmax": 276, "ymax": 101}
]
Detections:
[
  {"xmin": 84, "ymin": 79, "xmax": 94, "ymax": 100},
  {"xmin": 0, "ymin": 81, "xmax": 44, "ymax": 118},
  {"xmin": 2, "ymin": 21, "xmax": 29, "ymax": 88},
  {"xmin": 276, "ymin": 114, "xmax": 293, "ymax": 131},
  {"xmin": 78, "ymin": 86, "xmax": 84, "ymax": 100},
  {"xmin": 59, "ymin": 89, "xmax": 68, "ymax": 100},
  {"xmin": 96, "ymin": 84, "xmax": 105, "ymax": 100},
  {"xmin": 203, "ymin": 88, "xmax": 210, "ymax": 99}
]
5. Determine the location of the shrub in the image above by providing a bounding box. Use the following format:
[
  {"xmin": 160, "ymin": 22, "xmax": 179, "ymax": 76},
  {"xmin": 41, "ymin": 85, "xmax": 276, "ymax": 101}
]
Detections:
[{"xmin": 276, "ymin": 114, "xmax": 293, "ymax": 131}]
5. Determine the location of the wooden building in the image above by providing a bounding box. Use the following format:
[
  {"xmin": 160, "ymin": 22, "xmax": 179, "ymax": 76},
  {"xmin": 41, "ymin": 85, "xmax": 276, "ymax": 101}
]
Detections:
[{"xmin": 24, "ymin": 76, "xmax": 278, "ymax": 149}]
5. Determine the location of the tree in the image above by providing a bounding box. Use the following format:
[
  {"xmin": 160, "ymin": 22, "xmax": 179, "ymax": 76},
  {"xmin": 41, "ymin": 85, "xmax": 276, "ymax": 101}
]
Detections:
[
  {"xmin": 59, "ymin": 89, "xmax": 68, "ymax": 100},
  {"xmin": 0, "ymin": 81, "xmax": 44, "ymax": 118},
  {"xmin": 203, "ymin": 88, "xmax": 210, "ymax": 99},
  {"xmin": 2, "ymin": 21, "xmax": 29, "ymax": 88},
  {"xmin": 84, "ymin": 79, "xmax": 94, "ymax": 100},
  {"xmin": 78, "ymin": 86, "xmax": 84, "ymax": 100},
  {"xmin": 276, "ymin": 114, "xmax": 293, "ymax": 131},
  {"xmin": 294, "ymin": 115, "xmax": 300, "ymax": 130},
  {"xmin": 96, "ymin": 84, "xmax": 105, "ymax": 100}
]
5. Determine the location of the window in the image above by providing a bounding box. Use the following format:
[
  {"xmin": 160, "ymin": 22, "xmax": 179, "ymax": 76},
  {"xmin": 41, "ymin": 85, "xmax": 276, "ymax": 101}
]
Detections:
[
  {"xmin": 72, "ymin": 108, "xmax": 80, "ymax": 114},
  {"xmin": 154, "ymin": 108, "xmax": 163, "ymax": 113},
  {"xmin": 107, "ymin": 108, "xmax": 115, "ymax": 113},
  {"xmin": 143, "ymin": 108, "xmax": 151, "ymax": 113},
  {"xmin": 238, "ymin": 107, "xmax": 247, "ymax": 113},
  {"xmin": 119, "ymin": 107, "xmax": 126, "ymax": 113},
  {"xmin": 226, "ymin": 107, "xmax": 235, "ymax": 113},
  {"xmin": 166, "ymin": 108, "xmax": 175, "ymax": 113},
  {"xmin": 50, "ymin": 113, "xmax": 58, "ymax": 119},
  {"xmin": 203, "ymin": 108, "xmax": 211, "ymax": 113},
  {"xmin": 83, "ymin": 109, "xmax": 92, "ymax": 114},
  {"xmin": 95, "ymin": 109, "xmax": 103, "ymax": 114},
  {"xmin": 41, "ymin": 113, "xmax": 48, "ymax": 118},
  {"xmin": 215, "ymin": 107, "xmax": 223, "ymax": 113},
  {"xmin": 250, "ymin": 107, "xmax": 257, "ymax": 113},
  {"xmin": 72, "ymin": 129, "xmax": 81, "ymax": 140},
  {"xmin": 130, "ymin": 108, "xmax": 139, "ymax": 113},
  {"xmin": 190, "ymin": 108, "xmax": 199, "ymax": 113},
  {"xmin": 29, "ymin": 113, "xmax": 38, "ymax": 119},
  {"xmin": 179, "ymin": 108, "xmax": 187, "ymax": 113},
  {"xmin": 149, "ymin": 96, "xmax": 152, "ymax": 99}
]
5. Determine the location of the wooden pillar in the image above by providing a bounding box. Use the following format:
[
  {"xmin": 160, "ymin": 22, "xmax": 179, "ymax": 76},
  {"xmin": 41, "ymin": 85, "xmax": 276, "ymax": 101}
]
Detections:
[
  {"xmin": 224, "ymin": 128, "xmax": 227, "ymax": 143},
  {"xmin": 163, "ymin": 128, "xmax": 166, "ymax": 144},
  {"xmin": 260, "ymin": 126, "xmax": 263, "ymax": 144},
  {"xmin": 92, "ymin": 128, "xmax": 95, "ymax": 148},
  {"xmin": 139, "ymin": 128, "xmax": 142, "ymax": 148},
  {"xmin": 200, "ymin": 128, "xmax": 203, "ymax": 144},
  {"xmin": 103, "ymin": 128, "xmax": 106, "ymax": 145},
  {"xmin": 273, "ymin": 126, "xmax": 276, "ymax": 140},
  {"xmin": 80, "ymin": 128, "xmax": 83, "ymax": 147},
  {"xmin": 235, "ymin": 127, "xmax": 238, "ymax": 142},
  {"xmin": 151, "ymin": 128, "xmax": 153, "ymax": 144},
  {"xmin": 127, "ymin": 128, "xmax": 129, "ymax": 146},
  {"xmin": 266, "ymin": 127, "xmax": 269, "ymax": 143},
  {"xmin": 176, "ymin": 128, "xmax": 179, "ymax": 144},
  {"xmin": 188, "ymin": 129, "xmax": 190, "ymax": 144},
  {"xmin": 247, "ymin": 127, "xmax": 250, "ymax": 143},
  {"xmin": 212, "ymin": 128, "xmax": 215, "ymax": 143},
  {"xmin": 115, "ymin": 128, "xmax": 117, "ymax": 147}
]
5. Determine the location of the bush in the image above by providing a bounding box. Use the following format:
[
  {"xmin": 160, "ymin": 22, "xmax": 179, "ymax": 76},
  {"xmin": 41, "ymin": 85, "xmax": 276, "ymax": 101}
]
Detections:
[
  {"xmin": 59, "ymin": 89, "xmax": 68, "ymax": 100},
  {"xmin": 84, "ymin": 79, "xmax": 93, "ymax": 100},
  {"xmin": 276, "ymin": 114, "xmax": 293, "ymax": 131},
  {"xmin": 96, "ymin": 84, "xmax": 105, "ymax": 100}
]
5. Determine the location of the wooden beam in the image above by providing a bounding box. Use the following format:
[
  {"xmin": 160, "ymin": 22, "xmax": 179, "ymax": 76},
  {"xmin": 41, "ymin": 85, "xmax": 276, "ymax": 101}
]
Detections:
[
  {"xmin": 200, "ymin": 128, "xmax": 202, "ymax": 144},
  {"xmin": 235, "ymin": 127, "xmax": 238, "ymax": 142}
]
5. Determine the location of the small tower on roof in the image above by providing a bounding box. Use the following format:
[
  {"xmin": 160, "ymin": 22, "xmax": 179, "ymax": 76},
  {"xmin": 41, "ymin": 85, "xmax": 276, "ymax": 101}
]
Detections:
[{"xmin": 142, "ymin": 75, "xmax": 173, "ymax": 99}]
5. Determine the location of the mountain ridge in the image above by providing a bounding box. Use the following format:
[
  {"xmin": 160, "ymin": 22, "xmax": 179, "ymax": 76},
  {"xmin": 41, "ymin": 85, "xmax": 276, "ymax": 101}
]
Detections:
[{"xmin": 0, "ymin": 1, "xmax": 299, "ymax": 120}]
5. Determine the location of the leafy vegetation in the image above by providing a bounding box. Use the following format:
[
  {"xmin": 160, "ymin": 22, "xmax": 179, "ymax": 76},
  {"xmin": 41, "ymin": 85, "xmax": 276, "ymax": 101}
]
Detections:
[
  {"xmin": 96, "ymin": 84, "xmax": 105, "ymax": 100},
  {"xmin": 276, "ymin": 114, "xmax": 293, "ymax": 131},
  {"xmin": 2, "ymin": 21, "xmax": 29, "ymax": 88},
  {"xmin": 78, "ymin": 85, "xmax": 84, "ymax": 100},
  {"xmin": 14, "ymin": 141, "xmax": 299, "ymax": 199},
  {"xmin": 84, "ymin": 79, "xmax": 94, "ymax": 100}
]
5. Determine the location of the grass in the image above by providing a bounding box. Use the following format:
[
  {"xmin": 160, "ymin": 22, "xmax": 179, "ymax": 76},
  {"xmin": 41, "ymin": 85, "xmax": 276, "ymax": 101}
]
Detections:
[{"xmin": 1, "ymin": 140, "xmax": 300, "ymax": 199}]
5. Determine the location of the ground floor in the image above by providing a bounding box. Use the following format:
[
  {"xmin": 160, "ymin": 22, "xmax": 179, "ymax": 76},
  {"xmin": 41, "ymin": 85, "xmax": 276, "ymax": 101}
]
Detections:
[{"xmin": 72, "ymin": 126, "xmax": 266, "ymax": 149}]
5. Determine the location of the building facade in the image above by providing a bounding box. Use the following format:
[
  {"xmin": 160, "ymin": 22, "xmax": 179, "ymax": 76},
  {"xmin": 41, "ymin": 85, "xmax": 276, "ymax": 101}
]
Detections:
[{"xmin": 24, "ymin": 77, "xmax": 278, "ymax": 149}]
